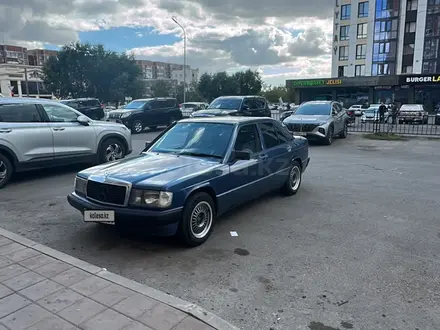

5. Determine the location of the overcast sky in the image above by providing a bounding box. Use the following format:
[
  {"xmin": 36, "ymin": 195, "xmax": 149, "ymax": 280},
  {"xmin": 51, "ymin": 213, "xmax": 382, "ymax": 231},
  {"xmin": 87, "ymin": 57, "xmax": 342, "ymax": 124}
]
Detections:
[{"xmin": 1, "ymin": 0, "xmax": 334, "ymax": 85}]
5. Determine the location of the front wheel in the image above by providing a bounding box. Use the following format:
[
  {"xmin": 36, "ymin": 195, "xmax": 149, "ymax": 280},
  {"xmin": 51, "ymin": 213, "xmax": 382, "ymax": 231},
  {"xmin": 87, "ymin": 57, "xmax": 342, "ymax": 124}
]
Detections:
[
  {"xmin": 324, "ymin": 126, "xmax": 333, "ymax": 145},
  {"xmin": 281, "ymin": 161, "xmax": 302, "ymax": 196},
  {"xmin": 0, "ymin": 154, "xmax": 13, "ymax": 189},
  {"xmin": 339, "ymin": 122, "xmax": 348, "ymax": 138},
  {"xmin": 178, "ymin": 192, "xmax": 216, "ymax": 247},
  {"xmin": 98, "ymin": 138, "xmax": 126, "ymax": 163},
  {"xmin": 131, "ymin": 120, "xmax": 144, "ymax": 134}
]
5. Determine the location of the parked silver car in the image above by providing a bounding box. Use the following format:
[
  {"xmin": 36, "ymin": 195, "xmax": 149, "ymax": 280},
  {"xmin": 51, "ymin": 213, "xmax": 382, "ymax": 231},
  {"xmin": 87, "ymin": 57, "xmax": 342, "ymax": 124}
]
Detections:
[
  {"xmin": 282, "ymin": 101, "xmax": 349, "ymax": 145},
  {"xmin": 0, "ymin": 98, "xmax": 132, "ymax": 188}
]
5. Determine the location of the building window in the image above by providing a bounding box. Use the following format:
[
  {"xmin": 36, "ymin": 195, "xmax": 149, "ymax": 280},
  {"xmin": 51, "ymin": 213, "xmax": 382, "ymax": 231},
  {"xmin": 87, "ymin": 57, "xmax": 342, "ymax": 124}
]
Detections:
[
  {"xmin": 425, "ymin": 16, "xmax": 440, "ymax": 36},
  {"xmin": 374, "ymin": 19, "xmax": 398, "ymax": 40},
  {"xmin": 402, "ymin": 65, "xmax": 413, "ymax": 73},
  {"xmin": 403, "ymin": 43, "xmax": 415, "ymax": 55},
  {"xmin": 355, "ymin": 65, "xmax": 366, "ymax": 76},
  {"xmin": 341, "ymin": 4, "xmax": 351, "ymax": 20},
  {"xmin": 358, "ymin": 2, "xmax": 369, "ymax": 17},
  {"xmin": 357, "ymin": 23, "xmax": 368, "ymax": 39},
  {"xmin": 356, "ymin": 44, "xmax": 367, "ymax": 59},
  {"xmin": 423, "ymin": 38, "xmax": 440, "ymax": 59},
  {"xmin": 372, "ymin": 63, "xmax": 394, "ymax": 75},
  {"xmin": 338, "ymin": 65, "xmax": 348, "ymax": 77},
  {"xmin": 339, "ymin": 46, "xmax": 349, "ymax": 60},
  {"xmin": 405, "ymin": 22, "xmax": 416, "ymax": 33},
  {"xmin": 376, "ymin": 0, "xmax": 400, "ymax": 19},
  {"xmin": 340, "ymin": 25, "xmax": 350, "ymax": 41},
  {"xmin": 374, "ymin": 42, "xmax": 391, "ymax": 54},
  {"xmin": 422, "ymin": 60, "xmax": 437, "ymax": 73},
  {"xmin": 407, "ymin": 0, "xmax": 418, "ymax": 10}
]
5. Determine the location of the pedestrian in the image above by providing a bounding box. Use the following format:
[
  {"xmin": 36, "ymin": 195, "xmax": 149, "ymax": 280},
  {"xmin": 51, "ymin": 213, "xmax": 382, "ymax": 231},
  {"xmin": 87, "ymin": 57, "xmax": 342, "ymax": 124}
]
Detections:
[
  {"xmin": 391, "ymin": 103, "xmax": 398, "ymax": 124},
  {"xmin": 378, "ymin": 102, "xmax": 387, "ymax": 123}
]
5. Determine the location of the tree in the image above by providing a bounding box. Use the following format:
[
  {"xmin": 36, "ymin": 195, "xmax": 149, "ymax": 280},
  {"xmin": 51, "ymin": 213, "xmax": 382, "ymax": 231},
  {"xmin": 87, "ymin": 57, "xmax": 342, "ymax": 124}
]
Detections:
[
  {"xmin": 43, "ymin": 42, "xmax": 145, "ymax": 103},
  {"xmin": 262, "ymin": 85, "xmax": 290, "ymax": 103},
  {"xmin": 151, "ymin": 80, "xmax": 172, "ymax": 97}
]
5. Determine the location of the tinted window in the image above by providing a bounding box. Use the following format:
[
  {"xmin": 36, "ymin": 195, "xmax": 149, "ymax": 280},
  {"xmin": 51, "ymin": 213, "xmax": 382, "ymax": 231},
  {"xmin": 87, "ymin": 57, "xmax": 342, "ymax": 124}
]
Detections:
[
  {"xmin": 234, "ymin": 124, "xmax": 262, "ymax": 154},
  {"xmin": 61, "ymin": 101, "xmax": 79, "ymax": 109},
  {"xmin": 295, "ymin": 103, "xmax": 331, "ymax": 116},
  {"xmin": 0, "ymin": 104, "xmax": 41, "ymax": 122},
  {"xmin": 81, "ymin": 99, "xmax": 100, "ymax": 107},
  {"xmin": 254, "ymin": 98, "xmax": 266, "ymax": 109},
  {"xmin": 208, "ymin": 97, "xmax": 242, "ymax": 110},
  {"xmin": 242, "ymin": 99, "xmax": 258, "ymax": 110},
  {"xmin": 124, "ymin": 100, "xmax": 149, "ymax": 109},
  {"xmin": 274, "ymin": 122, "xmax": 293, "ymax": 142},
  {"xmin": 157, "ymin": 101, "xmax": 168, "ymax": 109},
  {"xmin": 43, "ymin": 104, "xmax": 79, "ymax": 122},
  {"xmin": 150, "ymin": 122, "xmax": 234, "ymax": 159},
  {"xmin": 165, "ymin": 99, "xmax": 177, "ymax": 107},
  {"xmin": 259, "ymin": 122, "xmax": 280, "ymax": 149},
  {"xmin": 148, "ymin": 101, "xmax": 159, "ymax": 109}
]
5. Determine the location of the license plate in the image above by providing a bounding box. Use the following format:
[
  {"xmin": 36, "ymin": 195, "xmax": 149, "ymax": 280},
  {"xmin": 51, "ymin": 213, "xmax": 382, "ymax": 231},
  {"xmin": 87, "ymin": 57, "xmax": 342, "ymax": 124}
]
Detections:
[
  {"xmin": 84, "ymin": 210, "xmax": 115, "ymax": 224},
  {"xmin": 294, "ymin": 132, "xmax": 306, "ymax": 136}
]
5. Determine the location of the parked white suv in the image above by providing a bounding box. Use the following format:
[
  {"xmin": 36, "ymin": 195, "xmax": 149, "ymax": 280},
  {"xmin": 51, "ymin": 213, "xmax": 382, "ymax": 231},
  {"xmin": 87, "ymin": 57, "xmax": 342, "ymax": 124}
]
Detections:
[{"xmin": 0, "ymin": 98, "xmax": 132, "ymax": 188}]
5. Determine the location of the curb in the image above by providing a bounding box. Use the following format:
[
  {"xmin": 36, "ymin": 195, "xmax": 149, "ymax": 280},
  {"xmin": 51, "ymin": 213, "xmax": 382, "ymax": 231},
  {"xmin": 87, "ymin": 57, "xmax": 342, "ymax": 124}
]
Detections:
[
  {"xmin": 0, "ymin": 228, "xmax": 240, "ymax": 330},
  {"xmin": 348, "ymin": 131, "xmax": 440, "ymax": 140}
]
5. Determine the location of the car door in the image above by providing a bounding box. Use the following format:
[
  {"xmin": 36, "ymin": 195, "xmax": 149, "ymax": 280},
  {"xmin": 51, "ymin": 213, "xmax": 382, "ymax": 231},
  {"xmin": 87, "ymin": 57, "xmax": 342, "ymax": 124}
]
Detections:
[
  {"xmin": 221, "ymin": 124, "xmax": 265, "ymax": 209},
  {"xmin": 258, "ymin": 121, "xmax": 292, "ymax": 192},
  {"xmin": 161, "ymin": 99, "xmax": 179, "ymax": 124},
  {"xmin": 331, "ymin": 102, "xmax": 343, "ymax": 133},
  {"xmin": 40, "ymin": 103, "xmax": 98, "ymax": 159},
  {"xmin": 0, "ymin": 103, "xmax": 54, "ymax": 163},
  {"xmin": 253, "ymin": 97, "xmax": 270, "ymax": 117},
  {"xmin": 144, "ymin": 100, "xmax": 161, "ymax": 126}
]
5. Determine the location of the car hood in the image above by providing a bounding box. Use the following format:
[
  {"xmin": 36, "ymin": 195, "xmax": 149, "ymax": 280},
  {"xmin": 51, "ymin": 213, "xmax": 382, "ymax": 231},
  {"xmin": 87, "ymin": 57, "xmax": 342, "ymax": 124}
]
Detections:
[
  {"xmin": 79, "ymin": 152, "xmax": 222, "ymax": 189},
  {"xmin": 284, "ymin": 115, "xmax": 331, "ymax": 124},
  {"xmin": 191, "ymin": 109, "xmax": 238, "ymax": 117},
  {"xmin": 108, "ymin": 109, "xmax": 140, "ymax": 117}
]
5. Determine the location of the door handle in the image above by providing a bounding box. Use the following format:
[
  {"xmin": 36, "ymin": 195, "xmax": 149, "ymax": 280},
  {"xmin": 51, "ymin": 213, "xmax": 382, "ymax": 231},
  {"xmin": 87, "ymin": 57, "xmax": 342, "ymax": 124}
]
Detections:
[
  {"xmin": 53, "ymin": 127, "xmax": 65, "ymax": 131},
  {"xmin": 259, "ymin": 154, "xmax": 268, "ymax": 160},
  {"xmin": 0, "ymin": 129, "xmax": 12, "ymax": 133}
]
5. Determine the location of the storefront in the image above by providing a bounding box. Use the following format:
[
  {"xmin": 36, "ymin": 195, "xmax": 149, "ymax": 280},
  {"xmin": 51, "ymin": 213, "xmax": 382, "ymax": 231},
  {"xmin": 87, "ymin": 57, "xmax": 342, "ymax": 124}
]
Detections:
[{"xmin": 286, "ymin": 74, "xmax": 440, "ymax": 111}]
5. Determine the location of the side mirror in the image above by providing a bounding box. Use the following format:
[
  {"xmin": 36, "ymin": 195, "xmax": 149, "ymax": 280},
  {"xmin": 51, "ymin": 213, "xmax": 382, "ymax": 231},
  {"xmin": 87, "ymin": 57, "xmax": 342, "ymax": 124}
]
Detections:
[
  {"xmin": 145, "ymin": 141, "xmax": 153, "ymax": 149},
  {"xmin": 242, "ymin": 105, "xmax": 250, "ymax": 111},
  {"xmin": 77, "ymin": 115, "xmax": 90, "ymax": 125},
  {"xmin": 230, "ymin": 150, "xmax": 251, "ymax": 162}
]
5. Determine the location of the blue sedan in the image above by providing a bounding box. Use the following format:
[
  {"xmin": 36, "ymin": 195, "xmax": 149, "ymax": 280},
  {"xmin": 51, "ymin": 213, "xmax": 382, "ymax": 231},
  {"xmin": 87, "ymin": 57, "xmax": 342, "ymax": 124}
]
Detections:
[{"xmin": 67, "ymin": 117, "xmax": 310, "ymax": 246}]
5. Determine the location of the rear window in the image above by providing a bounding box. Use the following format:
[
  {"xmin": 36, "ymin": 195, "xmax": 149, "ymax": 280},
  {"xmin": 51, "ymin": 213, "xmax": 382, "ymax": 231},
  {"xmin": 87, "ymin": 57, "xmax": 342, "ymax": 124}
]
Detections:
[
  {"xmin": 0, "ymin": 104, "xmax": 41, "ymax": 122},
  {"xmin": 61, "ymin": 101, "xmax": 79, "ymax": 109},
  {"xmin": 165, "ymin": 99, "xmax": 177, "ymax": 107}
]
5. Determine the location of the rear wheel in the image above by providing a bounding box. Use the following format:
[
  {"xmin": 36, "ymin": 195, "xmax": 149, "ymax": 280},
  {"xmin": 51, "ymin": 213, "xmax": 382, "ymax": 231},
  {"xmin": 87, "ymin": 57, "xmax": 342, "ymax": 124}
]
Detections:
[
  {"xmin": 0, "ymin": 154, "xmax": 13, "ymax": 189},
  {"xmin": 281, "ymin": 161, "xmax": 302, "ymax": 196},
  {"xmin": 98, "ymin": 138, "xmax": 126, "ymax": 163},
  {"xmin": 178, "ymin": 192, "xmax": 216, "ymax": 247}
]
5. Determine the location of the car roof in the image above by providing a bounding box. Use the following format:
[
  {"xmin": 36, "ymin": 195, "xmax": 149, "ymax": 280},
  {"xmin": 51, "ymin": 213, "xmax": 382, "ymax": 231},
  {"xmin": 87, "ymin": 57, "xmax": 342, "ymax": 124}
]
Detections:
[
  {"xmin": 214, "ymin": 95, "xmax": 265, "ymax": 99},
  {"xmin": 301, "ymin": 101, "xmax": 333, "ymax": 105},
  {"xmin": 179, "ymin": 116, "xmax": 276, "ymax": 125},
  {"xmin": 60, "ymin": 98, "xmax": 99, "ymax": 101},
  {"xmin": 0, "ymin": 97, "xmax": 67, "ymax": 105}
]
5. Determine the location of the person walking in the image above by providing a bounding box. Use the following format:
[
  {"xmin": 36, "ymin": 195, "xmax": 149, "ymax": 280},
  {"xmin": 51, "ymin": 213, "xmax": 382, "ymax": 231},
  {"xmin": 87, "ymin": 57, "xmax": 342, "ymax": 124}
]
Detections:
[{"xmin": 379, "ymin": 102, "xmax": 387, "ymax": 123}]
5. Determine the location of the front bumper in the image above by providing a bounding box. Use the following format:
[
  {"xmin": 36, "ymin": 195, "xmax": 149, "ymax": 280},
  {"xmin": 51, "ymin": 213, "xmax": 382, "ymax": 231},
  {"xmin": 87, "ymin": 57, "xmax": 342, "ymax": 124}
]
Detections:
[{"xmin": 67, "ymin": 192, "xmax": 182, "ymax": 234}]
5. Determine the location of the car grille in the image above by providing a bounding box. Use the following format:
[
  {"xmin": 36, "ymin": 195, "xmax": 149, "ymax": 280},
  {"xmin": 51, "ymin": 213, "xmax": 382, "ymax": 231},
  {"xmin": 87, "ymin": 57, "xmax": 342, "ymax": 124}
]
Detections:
[
  {"xmin": 108, "ymin": 113, "xmax": 121, "ymax": 119},
  {"xmin": 286, "ymin": 123, "xmax": 318, "ymax": 132},
  {"xmin": 86, "ymin": 180, "xmax": 127, "ymax": 206}
]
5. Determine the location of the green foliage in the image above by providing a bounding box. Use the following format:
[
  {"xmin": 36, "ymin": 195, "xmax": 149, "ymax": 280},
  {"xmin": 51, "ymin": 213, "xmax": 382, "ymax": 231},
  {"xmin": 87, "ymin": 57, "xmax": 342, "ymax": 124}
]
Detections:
[
  {"xmin": 261, "ymin": 85, "xmax": 290, "ymax": 103},
  {"xmin": 43, "ymin": 42, "xmax": 145, "ymax": 103},
  {"xmin": 196, "ymin": 69, "xmax": 263, "ymax": 102}
]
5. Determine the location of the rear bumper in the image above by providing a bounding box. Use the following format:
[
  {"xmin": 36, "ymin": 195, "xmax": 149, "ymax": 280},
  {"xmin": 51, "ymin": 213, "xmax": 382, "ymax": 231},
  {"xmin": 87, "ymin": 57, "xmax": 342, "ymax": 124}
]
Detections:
[
  {"xmin": 302, "ymin": 157, "xmax": 310, "ymax": 173},
  {"xmin": 67, "ymin": 193, "xmax": 182, "ymax": 234}
]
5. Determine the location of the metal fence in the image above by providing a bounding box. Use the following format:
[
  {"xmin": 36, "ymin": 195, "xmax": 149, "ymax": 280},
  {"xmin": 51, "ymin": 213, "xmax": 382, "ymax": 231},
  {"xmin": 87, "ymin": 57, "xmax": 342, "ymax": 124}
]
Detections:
[{"xmin": 347, "ymin": 116, "xmax": 440, "ymax": 135}]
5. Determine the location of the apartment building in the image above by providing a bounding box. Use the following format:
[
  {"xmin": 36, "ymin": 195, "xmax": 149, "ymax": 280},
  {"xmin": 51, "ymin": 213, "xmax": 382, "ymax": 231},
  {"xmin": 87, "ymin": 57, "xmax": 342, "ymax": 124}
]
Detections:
[
  {"xmin": 332, "ymin": 0, "xmax": 440, "ymax": 77},
  {"xmin": 135, "ymin": 59, "xmax": 199, "ymax": 84},
  {"xmin": 0, "ymin": 45, "xmax": 28, "ymax": 65},
  {"xmin": 28, "ymin": 49, "xmax": 58, "ymax": 66}
]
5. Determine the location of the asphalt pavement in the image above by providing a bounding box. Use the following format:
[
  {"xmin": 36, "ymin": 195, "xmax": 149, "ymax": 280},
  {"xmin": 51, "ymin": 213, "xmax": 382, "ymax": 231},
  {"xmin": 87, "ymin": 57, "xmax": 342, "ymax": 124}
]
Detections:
[{"xmin": 1, "ymin": 129, "xmax": 440, "ymax": 330}]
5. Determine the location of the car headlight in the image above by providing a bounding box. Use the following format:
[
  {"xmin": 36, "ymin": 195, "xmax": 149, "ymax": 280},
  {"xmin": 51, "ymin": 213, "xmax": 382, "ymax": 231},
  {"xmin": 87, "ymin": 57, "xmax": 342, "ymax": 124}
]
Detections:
[
  {"xmin": 129, "ymin": 189, "xmax": 173, "ymax": 208},
  {"xmin": 120, "ymin": 112, "xmax": 131, "ymax": 119},
  {"xmin": 74, "ymin": 176, "xmax": 87, "ymax": 196}
]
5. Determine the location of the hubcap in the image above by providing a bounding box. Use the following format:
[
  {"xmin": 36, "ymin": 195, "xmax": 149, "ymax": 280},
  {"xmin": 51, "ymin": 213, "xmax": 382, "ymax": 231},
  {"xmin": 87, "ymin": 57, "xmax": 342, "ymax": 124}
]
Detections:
[
  {"xmin": 289, "ymin": 166, "xmax": 301, "ymax": 191},
  {"xmin": 190, "ymin": 201, "xmax": 213, "ymax": 239},
  {"xmin": 0, "ymin": 161, "xmax": 7, "ymax": 181},
  {"xmin": 134, "ymin": 122, "xmax": 142, "ymax": 133},
  {"xmin": 105, "ymin": 143, "xmax": 123, "ymax": 162}
]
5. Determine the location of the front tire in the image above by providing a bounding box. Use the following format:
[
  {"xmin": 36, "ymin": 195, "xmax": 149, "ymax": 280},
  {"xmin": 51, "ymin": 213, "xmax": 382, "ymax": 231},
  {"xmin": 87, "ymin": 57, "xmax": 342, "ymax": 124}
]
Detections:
[
  {"xmin": 98, "ymin": 138, "xmax": 126, "ymax": 164},
  {"xmin": 131, "ymin": 120, "xmax": 144, "ymax": 134},
  {"xmin": 0, "ymin": 154, "xmax": 13, "ymax": 189},
  {"xmin": 281, "ymin": 161, "xmax": 302, "ymax": 196},
  {"xmin": 178, "ymin": 192, "xmax": 216, "ymax": 247},
  {"xmin": 339, "ymin": 122, "xmax": 348, "ymax": 138},
  {"xmin": 324, "ymin": 125, "xmax": 334, "ymax": 145}
]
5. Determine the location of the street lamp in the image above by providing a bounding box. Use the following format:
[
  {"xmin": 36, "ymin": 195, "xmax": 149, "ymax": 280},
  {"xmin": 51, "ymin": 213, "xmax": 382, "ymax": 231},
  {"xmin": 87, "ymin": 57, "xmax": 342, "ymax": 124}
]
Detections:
[{"xmin": 172, "ymin": 16, "xmax": 186, "ymax": 104}]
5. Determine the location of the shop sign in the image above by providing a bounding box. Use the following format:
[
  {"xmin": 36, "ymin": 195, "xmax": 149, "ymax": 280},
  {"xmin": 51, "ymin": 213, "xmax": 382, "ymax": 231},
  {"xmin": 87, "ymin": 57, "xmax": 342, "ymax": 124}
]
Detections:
[
  {"xmin": 290, "ymin": 79, "xmax": 343, "ymax": 87},
  {"xmin": 402, "ymin": 75, "xmax": 440, "ymax": 84}
]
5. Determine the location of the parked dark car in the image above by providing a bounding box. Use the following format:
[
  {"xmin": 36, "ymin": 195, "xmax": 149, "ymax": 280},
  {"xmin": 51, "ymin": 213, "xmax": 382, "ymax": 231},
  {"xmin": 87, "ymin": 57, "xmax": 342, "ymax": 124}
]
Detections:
[
  {"xmin": 107, "ymin": 98, "xmax": 183, "ymax": 134},
  {"xmin": 67, "ymin": 117, "xmax": 310, "ymax": 246},
  {"xmin": 60, "ymin": 98, "xmax": 105, "ymax": 120},
  {"xmin": 283, "ymin": 101, "xmax": 349, "ymax": 145},
  {"xmin": 191, "ymin": 96, "xmax": 272, "ymax": 118}
]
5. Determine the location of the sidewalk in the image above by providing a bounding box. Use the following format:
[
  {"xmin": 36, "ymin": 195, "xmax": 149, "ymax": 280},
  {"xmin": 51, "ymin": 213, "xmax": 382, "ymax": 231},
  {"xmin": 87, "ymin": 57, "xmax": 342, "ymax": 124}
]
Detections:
[{"xmin": 0, "ymin": 228, "xmax": 239, "ymax": 330}]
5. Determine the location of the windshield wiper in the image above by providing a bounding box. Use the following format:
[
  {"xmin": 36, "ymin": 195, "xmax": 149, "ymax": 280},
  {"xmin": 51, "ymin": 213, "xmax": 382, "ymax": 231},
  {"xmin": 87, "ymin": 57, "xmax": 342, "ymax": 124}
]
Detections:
[{"xmin": 178, "ymin": 151, "xmax": 223, "ymax": 159}]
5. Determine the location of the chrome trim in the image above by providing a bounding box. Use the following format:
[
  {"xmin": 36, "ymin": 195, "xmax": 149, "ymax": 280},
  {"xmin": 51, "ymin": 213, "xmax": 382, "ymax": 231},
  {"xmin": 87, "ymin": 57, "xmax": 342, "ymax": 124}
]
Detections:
[{"xmin": 86, "ymin": 175, "xmax": 132, "ymax": 207}]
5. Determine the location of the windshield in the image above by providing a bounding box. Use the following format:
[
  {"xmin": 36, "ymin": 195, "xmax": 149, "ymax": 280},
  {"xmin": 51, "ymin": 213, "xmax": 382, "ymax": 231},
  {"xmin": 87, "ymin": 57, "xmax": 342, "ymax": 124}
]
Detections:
[
  {"xmin": 149, "ymin": 122, "xmax": 234, "ymax": 159},
  {"xmin": 123, "ymin": 100, "xmax": 149, "ymax": 110},
  {"xmin": 208, "ymin": 98, "xmax": 242, "ymax": 110},
  {"xmin": 294, "ymin": 103, "xmax": 331, "ymax": 116}
]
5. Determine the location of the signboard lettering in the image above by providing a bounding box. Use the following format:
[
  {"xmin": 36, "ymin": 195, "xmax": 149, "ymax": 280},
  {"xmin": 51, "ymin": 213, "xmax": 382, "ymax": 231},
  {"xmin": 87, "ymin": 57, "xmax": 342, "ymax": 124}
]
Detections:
[
  {"xmin": 404, "ymin": 75, "xmax": 440, "ymax": 84},
  {"xmin": 290, "ymin": 79, "xmax": 343, "ymax": 87}
]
